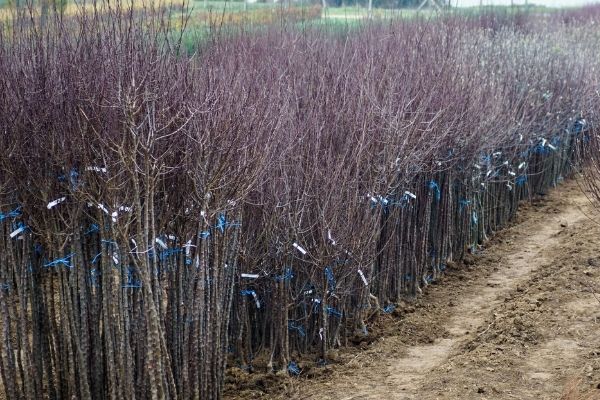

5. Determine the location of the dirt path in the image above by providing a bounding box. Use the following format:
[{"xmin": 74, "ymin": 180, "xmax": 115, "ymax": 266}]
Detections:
[{"xmin": 229, "ymin": 179, "xmax": 600, "ymax": 400}]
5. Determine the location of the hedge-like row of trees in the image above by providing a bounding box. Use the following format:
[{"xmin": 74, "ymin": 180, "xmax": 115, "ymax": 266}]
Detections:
[{"xmin": 0, "ymin": 4, "xmax": 598, "ymax": 399}]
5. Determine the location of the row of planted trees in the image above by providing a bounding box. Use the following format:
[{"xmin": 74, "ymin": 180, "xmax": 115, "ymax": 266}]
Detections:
[{"xmin": 0, "ymin": 3, "xmax": 598, "ymax": 399}]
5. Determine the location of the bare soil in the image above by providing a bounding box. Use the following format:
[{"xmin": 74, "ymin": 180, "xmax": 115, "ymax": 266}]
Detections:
[{"xmin": 225, "ymin": 179, "xmax": 600, "ymax": 400}]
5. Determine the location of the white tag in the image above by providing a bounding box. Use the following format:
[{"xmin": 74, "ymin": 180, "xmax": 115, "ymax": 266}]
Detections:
[
  {"xmin": 518, "ymin": 162, "xmax": 526, "ymax": 170},
  {"xmin": 508, "ymin": 171, "xmax": 516, "ymax": 176},
  {"xmin": 118, "ymin": 206, "xmax": 132, "ymax": 212},
  {"xmin": 252, "ymin": 292, "xmax": 260, "ymax": 308},
  {"xmin": 112, "ymin": 254, "xmax": 119, "ymax": 265},
  {"xmin": 241, "ymin": 273, "xmax": 259, "ymax": 279},
  {"xmin": 327, "ymin": 229, "xmax": 336, "ymax": 246},
  {"xmin": 111, "ymin": 211, "xmax": 118, "ymax": 223},
  {"xmin": 404, "ymin": 191, "xmax": 416, "ymax": 199},
  {"xmin": 155, "ymin": 238, "xmax": 168, "ymax": 249},
  {"xmin": 97, "ymin": 204, "xmax": 110, "ymax": 215},
  {"xmin": 319, "ymin": 328, "xmax": 324, "ymax": 341},
  {"xmin": 9, "ymin": 226, "xmax": 25, "ymax": 239},
  {"xmin": 183, "ymin": 240, "xmax": 195, "ymax": 256},
  {"xmin": 293, "ymin": 242, "xmax": 307, "ymax": 255},
  {"xmin": 47, "ymin": 197, "xmax": 66, "ymax": 209},
  {"xmin": 358, "ymin": 269, "xmax": 368, "ymax": 286},
  {"xmin": 86, "ymin": 166, "xmax": 107, "ymax": 173},
  {"xmin": 167, "ymin": 235, "xmax": 176, "ymax": 241}
]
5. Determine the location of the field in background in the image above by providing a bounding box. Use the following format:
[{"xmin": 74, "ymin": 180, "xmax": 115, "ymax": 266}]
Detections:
[{"xmin": 0, "ymin": 0, "xmax": 559, "ymax": 26}]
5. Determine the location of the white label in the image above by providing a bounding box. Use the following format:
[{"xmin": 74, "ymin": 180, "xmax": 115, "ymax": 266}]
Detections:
[
  {"xmin": 358, "ymin": 269, "xmax": 368, "ymax": 286},
  {"xmin": 241, "ymin": 273, "xmax": 259, "ymax": 279},
  {"xmin": 86, "ymin": 166, "xmax": 107, "ymax": 173},
  {"xmin": 9, "ymin": 226, "xmax": 25, "ymax": 239},
  {"xmin": 327, "ymin": 229, "xmax": 336, "ymax": 246},
  {"xmin": 184, "ymin": 240, "xmax": 194, "ymax": 256},
  {"xmin": 47, "ymin": 197, "xmax": 66, "ymax": 209},
  {"xmin": 404, "ymin": 191, "xmax": 416, "ymax": 199},
  {"xmin": 252, "ymin": 292, "xmax": 260, "ymax": 308},
  {"xmin": 293, "ymin": 242, "xmax": 307, "ymax": 255},
  {"xmin": 97, "ymin": 204, "xmax": 110, "ymax": 215},
  {"xmin": 155, "ymin": 238, "xmax": 168, "ymax": 249}
]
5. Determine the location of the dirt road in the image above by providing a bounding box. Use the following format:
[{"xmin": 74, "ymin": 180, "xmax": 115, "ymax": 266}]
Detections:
[{"xmin": 227, "ymin": 179, "xmax": 600, "ymax": 400}]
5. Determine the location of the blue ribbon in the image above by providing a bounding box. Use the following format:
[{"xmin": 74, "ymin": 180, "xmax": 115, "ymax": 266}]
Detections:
[
  {"xmin": 69, "ymin": 168, "xmax": 80, "ymax": 190},
  {"xmin": 0, "ymin": 206, "xmax": 22, "ymax": 222},
  {"xmin": 572, "ymin": 119, "xmax": 586, "ymax": 134},
  {"xmin": 427, "ymin": 180, "xmax": 441, "ymax": 201},
  {"xmin": 287, "ymin": 361, "xmax": 301, "ymax": 376},
  {"xmin": 85, "ymin": 223, "xmax": 100, "ymax": 235},
  {"xmin": 123, "ymin": 267, "xmax": 142, "ymax": 288},
  {"xmin": 326, "ymin": 306, "xmax": 342, "ymax": 318},
  {"xmin": 324, "ymin": 266, "xmax": 336, "ymax": 292},
  {"xmin": 44, "ymin": 253, "xmax": 75, "ymax": 269},
  {"xmin": 158, "ymin": 248, "xmax": 183, "ymax": 261},
  {"xmin": 91, "ymin": 252, "xmax": 102, "ymax": 264},
  {"xmin": 275, "ymin": 267, "xmax": 294, "ymax": 282},
  {"xmin": 287, "ymin": 321, "xmax": 306, "ymax": 337},
  {"xmin": 383, "ymin": 304, "xmax": 395, "ymax": 313},
  {"xmin": 215, "ymin": 213, "xmax": 241, "ymax": 233}
]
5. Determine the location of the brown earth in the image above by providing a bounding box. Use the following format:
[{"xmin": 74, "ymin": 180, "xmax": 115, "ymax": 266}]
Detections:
[{"xmin": 225, "ymin": 178, "xmax": 600, "ymax": 400}]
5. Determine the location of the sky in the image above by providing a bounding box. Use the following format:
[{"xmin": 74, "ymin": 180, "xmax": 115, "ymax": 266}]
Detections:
[{"xmin": 454, "ymin": 0, "xmax": 600, "ymax": 6}]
